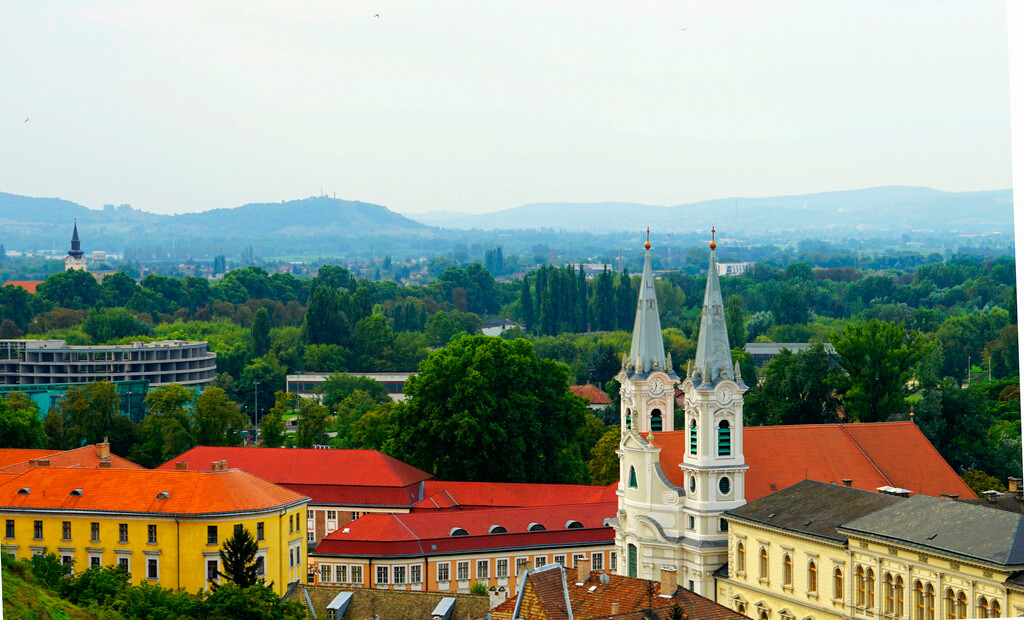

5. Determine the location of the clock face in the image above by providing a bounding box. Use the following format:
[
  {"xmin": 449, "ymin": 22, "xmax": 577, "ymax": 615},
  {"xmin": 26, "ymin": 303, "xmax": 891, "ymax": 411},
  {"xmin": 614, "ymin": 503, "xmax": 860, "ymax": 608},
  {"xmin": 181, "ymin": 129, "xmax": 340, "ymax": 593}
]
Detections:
[
  {"xmin": 716, "ymin": 386, "xmax": 731, "ymax": 405},
  {"xmin": 649, "ymin": 377, "xmax": 664, "ymax": 395}
]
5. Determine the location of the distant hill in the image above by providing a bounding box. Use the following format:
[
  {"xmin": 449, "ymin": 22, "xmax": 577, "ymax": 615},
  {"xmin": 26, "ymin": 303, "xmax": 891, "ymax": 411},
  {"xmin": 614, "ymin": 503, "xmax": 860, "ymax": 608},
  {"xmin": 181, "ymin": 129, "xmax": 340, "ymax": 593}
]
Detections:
[{"xmin": 406, "ymin": 186, "xmax": 1014, "ymax": 236}]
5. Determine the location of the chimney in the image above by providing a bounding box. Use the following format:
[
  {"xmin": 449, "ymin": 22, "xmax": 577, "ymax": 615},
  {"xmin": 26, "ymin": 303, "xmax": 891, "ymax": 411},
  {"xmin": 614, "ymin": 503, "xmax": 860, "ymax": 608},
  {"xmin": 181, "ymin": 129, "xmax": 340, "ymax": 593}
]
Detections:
[
  {"xmin": 30, "ymin": 459, "xmax": 50, "ymax": 468},
  {"xmin": 610, "ymin": 602, "xmax": 620, "ymax": 615},
  {"xmin": 1008, "ymin": 477, "xmax": 1022, "ymax": 494},
  {"xmin": 95, "ymin": 443, "xmax": 110, "ymax": 459},
  {"xmin": 940, "ymin": 493, "xmax": 959, "ymax": 500},
  {"xmin": 98, "ymin": 461, "xmax": 112, "ymax": 469},
  {"xmin": 842, "ymin": 479, "xmax": 853, "ymax": 487},
  {"xmin": 175, "ymin": 461, "xmax": 188, "ymax": 471},
  {"xmin": 576, "ymin": 558, "xmax": 591, "ymax": 584},
  {"xmin": 660, "ymin": 566, "xmax": 678, "ymax": 596},
  {"xmin": 210, "ymin": 460, "xmax": 228, "ymax": 471}
]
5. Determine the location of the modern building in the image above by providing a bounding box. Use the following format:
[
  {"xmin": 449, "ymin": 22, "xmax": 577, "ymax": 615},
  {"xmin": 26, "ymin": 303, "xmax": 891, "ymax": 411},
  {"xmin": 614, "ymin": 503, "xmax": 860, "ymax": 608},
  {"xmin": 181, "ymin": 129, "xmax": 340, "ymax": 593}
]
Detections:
[
  {"xmin": 744, "ymin": 343, "xmax": 837, "ymax": 368},
  {"xmin": 286, "ymin": 372, "xmax": 414, "ymax": 402},
  {"xmin": 610, "ymin": 232, "xmax": 973, "ymax": 597},
  {"xmin": 0, "ymin": 466, "xmax": 309, "ymax": 595},
  {"xmin": 0, "ymin": 339, "xmax": 217, "ymax": 389},
  {"xmin": 717, "ymin": 480, "xmax": 1024, "ymax": 620},
  {"xmin": 718, "ymin": 262, "xmax": 752, "ymax": 277},
  {"xmin": 0, "ymin": 379, "xmax": 150, "ymax": 421}
]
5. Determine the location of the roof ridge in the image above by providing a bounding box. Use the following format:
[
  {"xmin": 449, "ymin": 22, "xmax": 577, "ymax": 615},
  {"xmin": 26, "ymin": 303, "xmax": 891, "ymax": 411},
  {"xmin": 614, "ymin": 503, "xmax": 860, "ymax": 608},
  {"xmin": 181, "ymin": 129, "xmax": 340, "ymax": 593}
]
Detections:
[
  {"xmin": 838, "ymin": 424, "xmax": 891, "ymax": 486},
  {"xmin": 392, "ymin": 514, "xmax": 425, "ymax": 554}
]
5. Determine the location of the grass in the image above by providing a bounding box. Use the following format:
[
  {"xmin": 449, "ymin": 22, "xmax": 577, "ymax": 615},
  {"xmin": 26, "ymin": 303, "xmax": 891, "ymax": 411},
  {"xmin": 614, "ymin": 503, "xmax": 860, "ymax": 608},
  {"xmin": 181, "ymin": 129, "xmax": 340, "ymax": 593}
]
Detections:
[{"xmin": 1, "ymin": 563, "xmax": 99, "ymax": 620}]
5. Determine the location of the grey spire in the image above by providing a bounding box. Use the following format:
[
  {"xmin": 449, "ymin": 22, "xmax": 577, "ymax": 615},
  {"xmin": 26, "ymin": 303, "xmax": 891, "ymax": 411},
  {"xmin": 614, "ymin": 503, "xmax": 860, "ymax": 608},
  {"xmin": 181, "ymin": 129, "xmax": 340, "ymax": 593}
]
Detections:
[
  {"xmin": 68, "ymin": 219, "xmax": 84, "ymax": 259},
  {"xmin": 693, "ymin": 229, "xmax": 734, "ymax": 384},
  {"xmin": 627, "ymin": 232, "xmax": 673, "ymax": 377}
]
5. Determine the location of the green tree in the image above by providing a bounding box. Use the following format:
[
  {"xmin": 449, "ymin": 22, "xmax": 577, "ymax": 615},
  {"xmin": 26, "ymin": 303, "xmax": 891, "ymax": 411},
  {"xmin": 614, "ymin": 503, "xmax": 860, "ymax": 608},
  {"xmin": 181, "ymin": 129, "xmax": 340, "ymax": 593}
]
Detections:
[
  {"xmin": 587, "ymin": 428, "xmax": 621, "ymax": 485},
  {"xmin": 318, "ymin": 373, "xmax": 390, "ymax": 410},
  {"xmin": 384, "ymin": 335, "xmax": 590, "ymax": 483},
  {"xmin": 302, "ymin": 286, "xmax": 350, "ymax": 346},
  {"xmin": 0, "ymin": 393, "xmax": 46, "ymax": 448},
  {"xmin": 219, "ymin": 526, "xmax": 260, "ymax": 587},
  {"xmin": 744, "ymin": 344, "xmax": 838, "ymax": 426},
  {"xmin": 726, "ymin": 295, "xmax": 747, "ymax": 349},
  {"xmin": 195, "ymin": 387, "xmax": 246, "ymax": 446},
  {"xmin": 132, "ymin": 384, "xmax": 197, "ymax": 466},
  {"xmin": 81, "ymin": 307, "xmax": 153, "ymax": 343},
  {"xmin": 302, "ymin": 344, "xmax": 349, "ymax": 373},
  {"xmin": 961, "ymin": 470, "xmax": 1006, "ymax": 497},
  {"xmin": 831, "ymin": 320, "xmax": 931, "ymax": 423},
  {"xmin": 36, "ymin": 269, "xmax": 103, "ymax": 309},
  {"xmin": 352, "ymin": 313, "xmax": 395, "ymax": 371},
  {"xmin": 251, "ymin": 307, "xmax": 271, "ymax": 357},
  {"xmin": 57, "ymin": 382, "xmax": 126, "ymax": 449},
  {"xmin": 295, "ymin": 397, "xmax": 330, "ymax": 448},
  {"xmin": 349, "ymin": 404, "xmax": 394, "ymax": 450}
]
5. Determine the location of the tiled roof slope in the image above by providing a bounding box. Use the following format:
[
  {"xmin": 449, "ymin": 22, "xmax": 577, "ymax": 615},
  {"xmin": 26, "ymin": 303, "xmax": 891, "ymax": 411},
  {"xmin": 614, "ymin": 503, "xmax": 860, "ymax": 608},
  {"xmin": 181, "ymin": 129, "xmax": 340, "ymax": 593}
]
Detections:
[
  {"xmin": 726, "ymin": 480, "xmax": 904, "ymax": 542},
  {"xmin": 314, "ymin": 502, "xmax": 615, "ymax": 557},
  {"xmin": 0, "ymin": 449, "xmax": 59, "ymax": 468},
  {"xmin": 653, "ymin": 422, "xmax": 973, "ymax": 501},
  {"xmin": 2, "ymin": 280, "xmax": 43, "ymax": 294},
  {"xmin": 284, "ymin": 585, "xmax": 489, "ymax": 620},
  {"xmin": 840, "ymin": 493, "xmax": 1024, "ymax": 567},
  {"xmin": 569, "ymin": 384, "xmax": 612, "ymax": 405},
  {"xmin": 0, "ymin": 468, "xmax": 307, "ymax": 516},
  {"xmin": 414, "ymin": 480, "xmax": 613, "ymax": 510},
  {"xmin": 0, "ymin": 444, "xmax": 143, "ymax": 474}
]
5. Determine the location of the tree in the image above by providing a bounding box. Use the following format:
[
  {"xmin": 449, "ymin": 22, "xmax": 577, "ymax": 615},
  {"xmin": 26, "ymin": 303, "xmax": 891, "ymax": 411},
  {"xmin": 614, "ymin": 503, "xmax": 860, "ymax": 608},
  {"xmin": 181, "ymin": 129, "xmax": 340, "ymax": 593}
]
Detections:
[
  {"xmin": 384, "ymin": 335, "xmax": 590, "ymax": 483},
  {"xmin": 219, "ymin": 526, "xmax": 260, "ymax": 587},
  {"xmin": 726, "ymin": 295, "xmax": 746, "ymax": 349},
  {"xmin": 251, "ymin": 307, "xmax": 271, "ymax": 357},
  {"xmin": 81, "ymin": 307, "xmax": 153, "ymax": 343},
  {"xmin": 302, "ymin": 286, "xmax": 350, "ymax": 346},
  {"xmin": 0, "ymin": 393, "xmax": 46, "ymax": 448},
  {"xmin": 587, "ymin": 428, "xmax": 621, "ymax": 485},
  {"xmin": 57, "ymin": 382, "xmax": 124, "ymax": 448},
  {"xmin": 195, "ymin": 387, "xmax": 246, "ymax": 446},
  {"xmin": 744, "ymin": 345, "xmax": 838, "ymax": 426},
  {"xmin": 318, "ymin": 373, "xmax": 390, "ymax": 410},
  {"xmin": 36, "ymin": 269, "xmax": 103, "ymax": 309},
  {"xmin": 132, "ymin": 384, "xmax": 197, "ymax": 467},
  {"xmin": 295, "ymin": 397, "xmax": 330, "ymax": 448},
  {"xmin": 831, "ymin": 320, "xmax": 931, "ymax": 423}
]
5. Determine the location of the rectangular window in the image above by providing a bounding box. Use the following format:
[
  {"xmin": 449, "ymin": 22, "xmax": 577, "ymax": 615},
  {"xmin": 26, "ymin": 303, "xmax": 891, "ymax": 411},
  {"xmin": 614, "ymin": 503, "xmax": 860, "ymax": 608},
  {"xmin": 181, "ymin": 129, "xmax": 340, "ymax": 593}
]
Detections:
[
  {"xmin": 410, "ymin": 564, "xmax": 422, "ymax": 583},
  {"xmin": 535, "ymin": 556, "xmax": 546, "ymax": 568},
  {"xmin": 351, "ymin": 511, "xmax": 361, "ymax": 521},
  {"xmin": 610, "ymin": 551, "xmax": 617, "ymax": 571},
  {"xmin": 147, "ymin": 558, "xmax": 158, "ymax": 579},
  {"xmin": 477, "ymin": 560, "xmax": 489, "ymax": 579},
  {"xmin": 350, "ymin": 565, "xmax": 362, "ymax": 585},
  {"xmin": 289, "ymin": 515, "xmax": 293, "ymax": 533},
  {"xmin": 307, "ymin": 532, "xmax": 314, "ymax": 542},
  {"xmin": 61, "ymin": 554, "xmax": 73, "ymax": 567},
  {"xmin": 394, "ymin": 565, "xmax": 406, "ymax": 584},
  {"xmin": 321, "ymin": 564, "xmax": 332, "ymax": 582},
  {"xmin": 255, "ymin": 556, "xmax": 265, "ymax": 577},
  {"xmin": 207, "ymin": 525, "xmax": 218, "ymax": 544},
  {"xmin": 377, "ymin": 565, "xmax": 389, "ymax": 584},
  {"xmin": 118, "ymin": 523, "xmax": 128, "ymax": 543},
  {"xmin": 33, "ymin": 520, "xmax": 42, "ymax": 539},
  {"xmin": 573, "ymin": 553, "xmax": 586, "ymax": 567},
  {"xmin": 307, "ymin": 510, "xmax": 312, "ymax": 520},
  {"xmin": 91, "ymin": 556, "xmax": 101, "ymax": 568},
  {"xmin": 497, "ymin": 559, "xmax": 509, "ymax": 578},
  {"xmin": 516, "ymin": 557, "xmax": 530, "ymax": 575},
  {"xmin": 337, "ymin": 564, "xmax": 347, "ymax": 583},
  {"xmin": 118, "ymin": 557, "xmax": 129, "ymax": 574},
  {"xmin": 437, "ymin": 562, "xmax": 450, "ymax": 581},
  {"xmin": 457, "ymin": 561, "xmax": 469, "ymax": 581},
  {"xmin": 327, "ymin": 510, "xmax": 337, "ymax": 520},
  {"xmin": 207, "ymin": 559, "xmax": 219, "ymax": 582},
  {"xmin": 234, "ymin": 524, "xmax": 243, "ymax": 536},
  {"xmin": 592, "ymin": 553, "xmax": 604, "ymax": 571},
  {"xmin": 90, "ymin": 522, "xmax": 100, "ymax": 542},
  {"xmin": 5, "ymin": 519, "xmax": 14, "ymax": 538},
  {"xmin": 554, "ymin": 554, "xmax": 566, "ymax": 567},
  {"xmin": 62, "ymin": 521, "xmax": 71, "ymax": 540},
  {"xmin": 148, "ymin": 524, "xmax": 157, "ymax": 544},
  {"xmin": 256, "ymin": 522, "xmax": 264, "ymax": 541}
]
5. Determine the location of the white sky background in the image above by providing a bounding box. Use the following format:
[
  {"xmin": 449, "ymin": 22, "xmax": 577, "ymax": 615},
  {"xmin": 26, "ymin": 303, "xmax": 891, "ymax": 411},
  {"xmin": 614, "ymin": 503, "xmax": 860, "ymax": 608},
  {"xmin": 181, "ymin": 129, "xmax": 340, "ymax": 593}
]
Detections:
[{"xmin": 0, "ymin": 1, "xmax": 1012, "ymax": 215}]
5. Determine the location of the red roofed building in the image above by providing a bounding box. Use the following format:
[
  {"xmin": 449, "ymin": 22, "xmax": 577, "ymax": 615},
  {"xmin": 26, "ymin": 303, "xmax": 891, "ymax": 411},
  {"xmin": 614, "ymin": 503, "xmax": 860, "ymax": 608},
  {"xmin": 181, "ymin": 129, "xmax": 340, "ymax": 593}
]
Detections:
[
  {"xmin": 310, "ymin": 502, "xmax": 618, "ymax": 606},
  {"xmin": 413, "ymin": 480, "xmax": 617, "ymax": 511},
  {"xmin": 0, "ymin": 443, "xmax": 144, "ymax": 475},
  {"xmin": 569, "ymin": 384, "xmax": 612, "ymax": 410},
  {"xmin": 2, "ymin": 280, "xmax": 43, "ymax": 294}
]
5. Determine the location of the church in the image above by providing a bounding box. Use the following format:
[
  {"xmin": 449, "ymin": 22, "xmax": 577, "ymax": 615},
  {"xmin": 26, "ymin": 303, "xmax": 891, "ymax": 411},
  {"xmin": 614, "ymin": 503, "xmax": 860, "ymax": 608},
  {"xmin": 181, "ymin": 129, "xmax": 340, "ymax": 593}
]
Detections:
[{"xmin": 609, "ymin": 231, "xmax": 973, "ymax": 597}]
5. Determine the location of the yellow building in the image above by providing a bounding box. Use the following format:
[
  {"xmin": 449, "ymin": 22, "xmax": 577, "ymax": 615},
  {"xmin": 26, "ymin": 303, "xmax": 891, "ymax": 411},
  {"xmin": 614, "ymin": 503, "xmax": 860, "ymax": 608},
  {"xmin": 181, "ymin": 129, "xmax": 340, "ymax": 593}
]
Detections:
[
  {"xmin": 716, "ymin": 480, "xmax": 1024, "ymax": 620},
  {"xmin": 0, "ymin": 465, "xmax": 309, "ymax": 595}
]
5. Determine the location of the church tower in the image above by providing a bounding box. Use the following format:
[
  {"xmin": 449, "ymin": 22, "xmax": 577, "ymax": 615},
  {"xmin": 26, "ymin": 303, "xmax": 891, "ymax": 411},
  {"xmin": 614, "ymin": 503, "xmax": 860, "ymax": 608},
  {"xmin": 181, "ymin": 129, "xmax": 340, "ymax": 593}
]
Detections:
[
  {"xmin": 64, "ymin": 220, "xmax": 88, "ymax": 272},
  {"xmin": 611, "ymin": 228, "xmax": 747, "ymax": 596}
]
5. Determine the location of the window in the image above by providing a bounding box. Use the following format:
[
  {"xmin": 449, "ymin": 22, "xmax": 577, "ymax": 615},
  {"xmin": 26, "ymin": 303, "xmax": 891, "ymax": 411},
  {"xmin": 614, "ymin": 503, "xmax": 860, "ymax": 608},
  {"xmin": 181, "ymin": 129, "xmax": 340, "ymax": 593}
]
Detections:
[
  {"xmin": 866, "ymin": 568, "xmax": 875, "ymax": 608},
  {"xmin": 610, "ymin": 551, "xmax": 617, "ymax": 571},
  {"xmin": 5, "ymin": 519, "xmax": 13, "ymax": 538},
  {"xmin": 90, "ymin": 555, "xmax": 101, "ymax": 568},
  {"xmin": 457, "ymin": 561, "xmax": 469, "ymax": 581},
  {"xmin": 857, "ymin": 567, "xmax": 866, "ymax": 606},
  {"xmin": 477, "ymin": 560, "xmax": 489, "ymax": 579},
  {"xmin": 808, "ymin": 560, "xmax": 817, "ymax": 593},
  {"xmin": 516, "ymin": 557, "xmax": 530, "ymax": 575},
  {"xmin": 33, "ymin": 520, "xmax": 42, "ymax": 539},
  {"xmin": 496, "ymin": 559, "xmax": 509, "ymax": 578},
  {"xmin": 554, "ymin": 554, "xmax": 566, "ymax": 566},
  {"xmin": 351, "ymin": 512, "xmax": 361, "ymax": 521},
  {"xmin": 535, "ymin": 556, "xmax": 546, "ymax": 567},
  {"xmin": 690, "ymin": 476, "xmax": 697, "ymax": 493},
  {"xmin": 207, "ymin": 525, "xmax": 217, "ymax": 544},
  {"xmin": 327, "ymin": 510, "xmax": 337, "ymax": 520},
  {"xmin": 91, "ymin": 522, "xmax": 100, "ymax": 542},
  {"xmin": 978, "ymin": 597, "xmax": 989, "ymax": 619},
  {"xmin": 736, "ymin": 542, "xmax": 746, "ymax": 574},
  {"xmin": 956, "ymin": 592, "xmax": 966, "ymax": 619},
  {"xmin": 759, "ymin": 548, "xmax": 768, "ymax": 580},
  {"xmin": 148, "ymin": 524, "xmax": 157, "ymax": 544},
  {"xmin": 377, "ymin": 565, "xmax": 389, "ymax": 584},
  {"xmin": 718, "ymin": 420, "xmax": 731, "ymax": 455},
  {"xmin": 720, "ymin": 476, "xmax": 731, "ymax": 495},
  {"xmin": 688, "ymin": 515, "xmax": 695, "ymax": 529},
  {"xmin": 437, "ymin": 562, "xmax": 450, "ymax": 581},
  {"xmin": 783, "ymin": 554, "xmax": 792, "ymax": 587},
  {"xmin": 337, "ymin": 564, "xmax": 347, "ymax": 582},
  {"xmin": 625, "ymin": 408, "xmax": 631, "ymax": 429},
  {"xmin": 895, "ymin": 576, "xmax": 904, "ymax": 617},
  {"xmin": 393, "ymin": 565, "xmax": 406, "ymax": 584},
  {"xmin": 207, "ymin": 559, "xmax": 219, "ymax": 583},
  {"xmin": 946, "ymin": 589, "xmax": 955, "ymax": 620},
  {"xmin": 289, "ymin": 515, "xmax": 293, "ymax": 533},
  {"xmin": 147, "ymin": 558, "xmax": 158, "ymax": 580},
  {"xmin": 256, "ymin": 522, "xmax": 264, "ymax": 541},
  {"xmin": 118, "ymin": 523, "xmax": 128, "ymax": 543},
  {"xmin": 62, "ymin": 521, "xmax": 71, "ymax": 540},
  {"xmin": 628, "ymin": 544, "xmax": 638, "ymax": 578},
  {"xmin": 689, "ymin": 419, "xmax": 697, "ymax": 454},
  {"xmin": 306, "ymin": 509, "xmax": 312, "ymax": 520},
  {"xmin": 834, "ymin": 568, "xmax": 843, "ymax": 601},
  {"xmin": 307, "ymin": 531, "xmax": 314, "ymax": 542},
  {"xmin": 886, "ymin": 574, "xmax": 895, "ymax": 614},
  {"xmin": 592, "ymin": 553, "xmax": 603, "ymax": 571},
  {"xmin": 991, "ymin": 599, "xmax": 1000, "ymax": 618},
  {"xmin": 651, "ymin": 408, "xmax": 662, "ymax": 432},
  {"xmin": 255, "ymin": 556, "xmax": 265, "ymax": 577},
  {"xmin": 573, "ymin": 553, "xmax": 586, "ymax": 567},
  {"xmin": 234, "ymin": 524, "xmax": 243, "ymax": 536},
  {"xmin": 321, "ymin": 564, "xmax": 332, "ymax": 582},
  {"xmin": 410, "ymin": 565, "xmax": 422, "ymax": 583},
  {"xmin": 628, "ymin": 466, "xmax": 638, "ymax": 488},
  {"xmin": 62, "ymin": 554, "xmax": 73, "ymax": 567},
  {"xmin": 350, "ymin": 565, "xmax": 363, "ymax": 585},
  {"xmin": 118, "ymin": 557, "xmax": 130, "ymax": 574},
  {"xmin": 721, "ymin": 518, "xmax": 728, "ymax": 532}
]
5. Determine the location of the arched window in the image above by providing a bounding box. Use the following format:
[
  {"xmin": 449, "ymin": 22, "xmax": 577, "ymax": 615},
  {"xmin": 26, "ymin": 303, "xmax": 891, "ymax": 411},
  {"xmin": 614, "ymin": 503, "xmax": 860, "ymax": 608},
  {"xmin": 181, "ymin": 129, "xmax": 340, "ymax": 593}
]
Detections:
[
  {"xmin": 738, "ymin": 602, "xmax": 746, "ymax": 615},
  {"xmin": 651, "ymin": 408, "xmax": 663, "ymax": 432},
  {"xmin": 628, "ymin": 544, "xmax": 638, "ymax": 578},
  {"xmin": 689, "ymin": 419, "xmax": 698, "ymax": 455},
  {"xmin": 857, "ymin": 567, "xmax": 865, "ymax": 606},
  {"xmin": 895, "ymin": 576, "xmax": 904, "ymax": 617},
  {"xmin": 626, "ymin": 409, "xmax": 632, "ymax": 429},
  {"xmin": 945, "ymin": 589, "xmax": 956, "ymax": 620},
  {"xmin": 957, "ymin": 592, "xmax": 967, "ymax": 619},
  {"xmin": 991, "ymin": 599, "xmax": 1000, "ymax": 618},
  {"xmin": 628, "ymin": 466, "xmax": 638, "ymax": 489},
  {"xmin": 759, "ymin": 548, "xmax": 768, "ymax": 580},
  {"xmin": 978, "ymin": 597, "xmax": 989, "ymax": 619},
  {"xmin": 736, "ymin": 542, "xmax": 745, "ymax": 574},
  {"xmin": 783, "ymin": 554, "xmax": 792, "ymax": 587},
  {"xmin": 807, "ymin": 561, "xmax": 817, "ymax": 593},
  {"xmin": 760, "ymin": 611, "xmax": 768, "ymax": 620},
  {"xmin": 925, "ymin": 584, "xmax": 935, "ymax": 620},
  {"xmin": 718, "ymin": 420, "xmax": 731, "ymax": 455},
  {"xmin": 915, "ymin": 581, "xmax": 924, "ymax": 620},
  {"xmin": 886, "ymin": 573, "xmax": 895, "ymax": 614},
  {"xmin": 833, "ymin": 568, "xmax": 843, "ymax": 601},
  {"xmin": 866, "ymin": 569, "xmax": 875, "ymax": 609}
]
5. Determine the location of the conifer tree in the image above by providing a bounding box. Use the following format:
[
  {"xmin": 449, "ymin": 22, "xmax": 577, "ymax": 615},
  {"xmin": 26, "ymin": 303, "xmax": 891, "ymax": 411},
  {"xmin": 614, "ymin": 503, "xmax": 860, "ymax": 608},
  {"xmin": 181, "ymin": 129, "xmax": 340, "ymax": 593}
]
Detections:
[{"xmin": 219, "ymin": 526, "xmax": 260, "ymax": 587}]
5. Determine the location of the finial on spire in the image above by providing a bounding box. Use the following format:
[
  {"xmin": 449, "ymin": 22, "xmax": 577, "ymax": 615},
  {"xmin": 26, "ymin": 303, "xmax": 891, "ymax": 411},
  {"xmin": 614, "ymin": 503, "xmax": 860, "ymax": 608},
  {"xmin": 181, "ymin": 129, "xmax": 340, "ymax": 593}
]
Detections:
[
  {"xmin": 709, "ymin": 226, "xmax": 717, "ymax": 251},
  {"xmin": 644, "ymin": 227, "xmax": 651, "ymax": 251}
]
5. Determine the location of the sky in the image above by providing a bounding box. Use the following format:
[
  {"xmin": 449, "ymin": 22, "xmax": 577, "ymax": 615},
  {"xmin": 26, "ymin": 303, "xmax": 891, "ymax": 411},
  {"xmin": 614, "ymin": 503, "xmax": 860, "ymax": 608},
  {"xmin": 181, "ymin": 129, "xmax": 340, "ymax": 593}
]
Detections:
[{"xmin": 0, "ymin": 1, "xmax": 1013, "ymax": 215}]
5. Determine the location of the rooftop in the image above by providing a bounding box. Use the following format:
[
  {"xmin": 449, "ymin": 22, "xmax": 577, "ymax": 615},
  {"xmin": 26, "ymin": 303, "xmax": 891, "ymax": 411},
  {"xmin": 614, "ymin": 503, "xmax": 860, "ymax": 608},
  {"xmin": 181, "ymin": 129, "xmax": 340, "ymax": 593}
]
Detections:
[
  {"xmin": 569, "ymin": 384, "xmax": 612, "ymax": 406},
  {"xmin": 415, "ymin": 480, "xmax": 616, "ymax": 510},
  {"xmin": 0, "ymin": 444, "xmax": 143, "ymax": 474}
]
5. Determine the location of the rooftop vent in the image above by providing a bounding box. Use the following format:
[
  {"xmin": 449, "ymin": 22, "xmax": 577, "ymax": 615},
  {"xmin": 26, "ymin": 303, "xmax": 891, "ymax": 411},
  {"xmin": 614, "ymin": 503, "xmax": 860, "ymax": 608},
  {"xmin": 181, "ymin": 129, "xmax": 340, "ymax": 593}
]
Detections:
[
  {"xmin": 488, "ymin": 525, "xmax": 508, "ymax": 534},
  {"xmin": 156, "ymin": 491, "xmax": 170, "ymax": 500},
  {"xmin": 565, "ymin": 520, "xmax": 584, "ymax": 530},
  {"xmin": 70, "ymin": 488, "xmax": 83, "ymax": 497},
  {"xmin": 528, "ymin": 523, "xmax": 546, "ymax": 532},
  {"xmin": 449, "ymin": 527, "xmax": 469, "ymax": 537},
  {"xmin": 17, "ymin": 488, "xmax": 29, "ymax": 494}
]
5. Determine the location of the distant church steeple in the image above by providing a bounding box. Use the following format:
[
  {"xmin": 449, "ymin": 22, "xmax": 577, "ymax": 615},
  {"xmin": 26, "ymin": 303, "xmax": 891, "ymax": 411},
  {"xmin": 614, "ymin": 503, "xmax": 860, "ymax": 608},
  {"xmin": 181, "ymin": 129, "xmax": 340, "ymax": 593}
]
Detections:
[
  {"xmin": 69, "ymin": 220, "xmax": 84, "ymax": 259},
  {"xmin": 64, "ymin": 220, "xmax": 88, "ymax": 272}
]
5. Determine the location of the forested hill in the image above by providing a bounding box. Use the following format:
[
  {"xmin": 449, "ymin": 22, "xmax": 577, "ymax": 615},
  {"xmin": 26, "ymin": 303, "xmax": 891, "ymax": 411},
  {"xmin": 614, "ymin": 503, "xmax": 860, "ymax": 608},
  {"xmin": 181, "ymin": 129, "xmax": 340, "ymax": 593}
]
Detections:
[{"xmin": 412, "ymin": 186, "xmax": 1014, "ymax": 235}]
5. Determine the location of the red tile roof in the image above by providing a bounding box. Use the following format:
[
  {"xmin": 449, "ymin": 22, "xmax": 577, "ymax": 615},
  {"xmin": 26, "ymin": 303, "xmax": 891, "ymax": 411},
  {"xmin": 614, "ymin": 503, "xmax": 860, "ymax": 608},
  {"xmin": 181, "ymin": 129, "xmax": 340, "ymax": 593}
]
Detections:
[
  {"xmin": 0, "ymin": 467, "xmax": 308, "ymax": 516},
  {"xmin": 413, "ymin": 480, "xmax": 614, "ymax": 511},
  {"xmin": 2, "ymin": 280, "xmax": 43, "ymax": 294},
  {"xmin": 569, "ymin": 384, "xmax": 612, "ymax": 406},
  {"xmin": 313, "ymin": 502, "xmax": 616, "ymax": 557},
  {"xmin": 0, "ymin": 444, "xmax": 143, "ymax": 474},
  {"xmin": 653, "ymin": 422, "xmax": 973, "ymax": 501}
]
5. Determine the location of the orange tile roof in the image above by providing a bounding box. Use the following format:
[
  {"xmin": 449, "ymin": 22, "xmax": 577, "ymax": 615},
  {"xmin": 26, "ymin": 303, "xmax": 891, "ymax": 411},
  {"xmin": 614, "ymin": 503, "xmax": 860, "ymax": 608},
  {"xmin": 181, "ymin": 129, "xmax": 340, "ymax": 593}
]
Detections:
[
  {"xmin": 0, "ymin": 467, "xmax": 308, "ymax": 516},
  {"xmin": 0, "ymin": 449, "xmax": 59, "ymax": 468},
  {"xmin": 569, "ymin": 384, "xmax": 612, "ymax": 406},
  {"xmin": 0, "ymin": 444, "xmax": 143, "ymax": 474},
  {"xmin": 653, "ymin": 422, "xmax": 972, "ymax": 501},
  {"xmin": 2, "ymin": 280, "xmax": 43, "ymax": 294},
  {"xmin": 414, "ymin": 480, "xmax": 612, "ymax": 510}
]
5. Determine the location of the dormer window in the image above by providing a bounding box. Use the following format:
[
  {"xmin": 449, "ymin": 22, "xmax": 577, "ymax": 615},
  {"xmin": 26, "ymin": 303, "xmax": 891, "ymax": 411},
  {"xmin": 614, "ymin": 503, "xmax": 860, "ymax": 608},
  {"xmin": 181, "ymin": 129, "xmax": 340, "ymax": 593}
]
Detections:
[
  {"xmin": 449, "ymin": 528, "xmax": 468, "ymax": 537},
  {"xmin": 17, "ymin": 488, "xmax": 29, "ymax": 495},
  {"xmin": 70, "ymin": 488, "xmax": 83, "ymax": 496},
  {"xmin": 528, "ymin": 523, "xmax": 546, "ymax": 532},
  {"xmin": 565, "ymin": 520, "xmax": 584, "ymax": 530},
  {"xmin": 156, "ymin": 491, "xmax": 169, "ymax": 500},
  {"xmin": 488, "ymin": 525, "xmax": 507, "ymax": 534}
]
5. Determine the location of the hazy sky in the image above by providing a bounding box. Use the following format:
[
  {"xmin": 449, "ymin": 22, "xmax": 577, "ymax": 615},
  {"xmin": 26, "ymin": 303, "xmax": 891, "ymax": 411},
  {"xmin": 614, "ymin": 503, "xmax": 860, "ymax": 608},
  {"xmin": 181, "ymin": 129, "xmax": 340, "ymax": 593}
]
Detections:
[{"xmin": 0, "ymin": 1, "xmax": 1012, "ymax": 215}]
